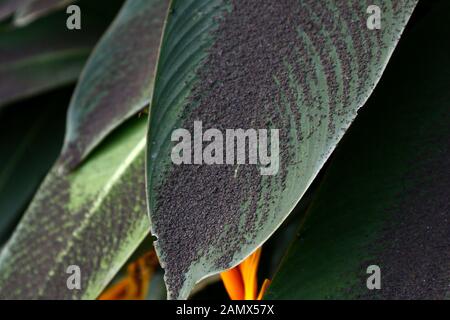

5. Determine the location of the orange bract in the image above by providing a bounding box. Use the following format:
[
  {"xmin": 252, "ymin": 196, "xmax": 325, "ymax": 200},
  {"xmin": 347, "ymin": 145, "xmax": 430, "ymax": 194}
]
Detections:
[
  {"xmin": 98, "ymin": 251, "xmax": 158, "ymax": 300},
  {"xmin": 220, "ymin": 248, "xmax": 270, "ymax": 300},
  {"xmin": 100, "ymin": 247, "xmax": 270, "ymax": 300}
]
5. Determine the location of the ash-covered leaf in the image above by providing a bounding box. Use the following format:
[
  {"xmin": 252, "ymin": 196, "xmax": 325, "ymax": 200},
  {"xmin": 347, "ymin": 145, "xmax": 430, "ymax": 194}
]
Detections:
[
  {"xmin": 146, "ymin": 0, "xmax": 417, "ymax": 299},
  {"xmin": 59, "ymin": 0, "xmax": 168, "ymax": 171}
]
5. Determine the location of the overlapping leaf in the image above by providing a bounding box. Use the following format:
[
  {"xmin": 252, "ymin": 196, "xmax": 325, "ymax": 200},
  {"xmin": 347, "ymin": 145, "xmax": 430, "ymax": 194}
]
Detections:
[
  {"xmin": 0, "ymin": 0, "xmax": 168, "ymax": 299},
  {"xmin": 0, "ymin": 0, "xmax": 122, "ymax": 108},
  {"xmin": 266, "ymin": 1, "xmax": 450, "ymax": 299},
  {"xmin": 14, "ymin": 0, "xmax": 78, "ymax": 26},
  {"xmin": 0, "ymin": 117, "xmax": 150, "ymax": 299},
  {"xmin": 0, "ymin": 0, "xmax": 78, "ymax": 24},
  {"xmin": 146, "ymin": 0, "xmax": 417, "ymax": 299},
  {"xmin": 0, "ymin": 0, "xmax": 26, "ymax": 21},
  {"xmin": 59, "ymin": 0, "xmax": 168, "ymax": 171}
]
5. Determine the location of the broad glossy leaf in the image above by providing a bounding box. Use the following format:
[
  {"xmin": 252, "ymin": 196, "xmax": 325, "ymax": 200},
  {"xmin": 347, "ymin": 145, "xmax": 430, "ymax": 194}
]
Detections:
[
  {"xmin": 59, "ymin": 0, "xmax": 168, "ymax": 171},
  {"xmin": 266, "ymin": 1, "xmax": 450, "ymax": 299},
  {"xmin": 0, "ymin": 117, "xmax": 150, "ymax": 299},
  {"xmin": 0, "ymin": 87, "xmax": 70, "ymax": 245},
  {"xmin": 146, "ymin": 0, "xmax": 417, "ymax": 299},
  {"xmin": 0, "ymin": 0, "xmax": 122, "ymax": 108},
  {"xmin": 14, "ymin": 0, "xmax": 77, "ymax": 26}
]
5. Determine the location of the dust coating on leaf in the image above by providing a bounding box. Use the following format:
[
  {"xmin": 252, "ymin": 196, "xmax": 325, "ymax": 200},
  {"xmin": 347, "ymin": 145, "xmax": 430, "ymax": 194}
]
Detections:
[
  {"xmin": 0, "ymin": 119, "xmax": 149, "ymax": 299},
  {"xmin": 147, "ymin": 0, "xmax": 417, "ymax": 299},
  {"xmin": 60, "ymin": 0, "xmax": 169, "ymax": 171}
]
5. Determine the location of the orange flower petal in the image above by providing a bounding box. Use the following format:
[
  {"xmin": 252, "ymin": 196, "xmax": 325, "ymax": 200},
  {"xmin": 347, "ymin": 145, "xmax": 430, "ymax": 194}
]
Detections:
[
  {"xmin": 98, "ymin": 250, "xmax": 158, "ymax": 300},
  {"xmin": 239, "ymin": 248, "xmax": 261, "ymax": 300},
  {"xmin": 257, "ymin": 279, "xmax": 271, "ymax": 300},
  {"xmin": 220, "ymin": 267, "xmax": 245, "ymax": 300},
  {"xmin": 98, "ymin": 279, "xmax": 131, "ymax": 300},
  {"xmin": 220, "ymin": 247, "xmax": 266, "ymax": 300}
]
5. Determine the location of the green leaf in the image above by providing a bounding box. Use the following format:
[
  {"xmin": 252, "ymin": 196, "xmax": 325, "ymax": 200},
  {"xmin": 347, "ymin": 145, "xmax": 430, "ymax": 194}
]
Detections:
[
  {"xmin": 146, "ymin": 0, "xmax": 417, "ymax": 299},
  {"xmin": 0, "ymin": 117, "xmax": 150, "ymax": 299},
  {"xmin": 59, "ymin": 0, "xmax": 168, "ymax": 171},
  {"xmin": 0, "ymin": 87, "xmax": 70, "ymax": 245},
  {"xmin": 0, "ymin": 0, "xmax": 122, "ymax": 109},
  {"xmin": 266, "ymin": 1, "xmax": 450, "ymax": 300},
  {"xmin": 14, "ymin": 0, "xmax": 77, "ymax": 26}
]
